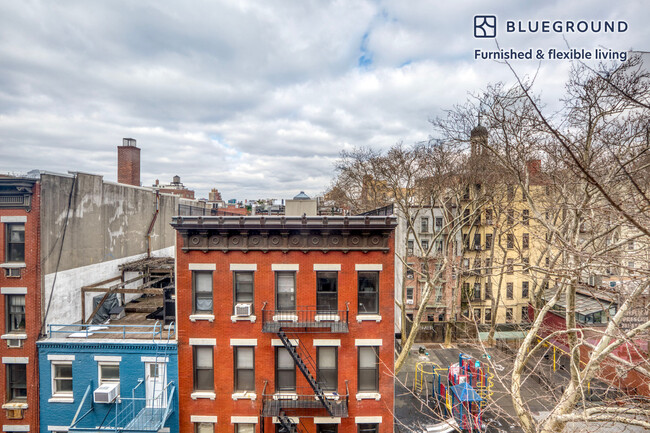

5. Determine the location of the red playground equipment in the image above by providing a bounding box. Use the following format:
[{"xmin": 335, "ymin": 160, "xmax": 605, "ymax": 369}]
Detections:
[{"xmin": 431, "ymin": 353, "xmax": 492, "ymax": 432}]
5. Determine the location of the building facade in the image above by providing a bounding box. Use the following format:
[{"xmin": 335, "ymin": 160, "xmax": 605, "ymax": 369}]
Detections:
[{"xmin": 172, "ymin": 215, "xmax": 397, "ymax": 432}]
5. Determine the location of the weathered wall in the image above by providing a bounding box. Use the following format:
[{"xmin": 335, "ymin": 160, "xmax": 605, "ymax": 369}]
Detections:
[{"xmin": 39, "ymin": 172, "xmax": 179, "ymax": 324}]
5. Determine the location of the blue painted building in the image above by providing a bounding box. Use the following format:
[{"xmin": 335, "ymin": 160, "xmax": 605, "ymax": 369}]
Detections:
[{"xmin": 37, "ymin": 320, "xmax": 178, "ymax": 433}]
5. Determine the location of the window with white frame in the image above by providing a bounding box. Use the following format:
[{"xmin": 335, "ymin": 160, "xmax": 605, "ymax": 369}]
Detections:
[
  {"xmin": 357, "ymin": 272, "xmax": 379, "ymax": 314},
  {"xmin": 195, "ymin": 423, "xmax": 214, "ymax": 433},
  {"xmin": 358, "ymin": 347, "xmax": 379, "ymax": 392},
  {"xmin": 5, "ymin": 294, "xmax": 25, "ymax": 333},
  {"xmin": 98, "ymin": 363, "xmax": 120, "ymax": 386},
  {"xmin": 5, "ymin": 223, "xmax": 25, "ymax": 262},
  {"xmin": 236, "ymin": 424, "xmax": 255, "ymax": 433},
  {"xmin": 52, "ymin": 362, "xmax": 73, "ymax": 396},
  {"xmin": 235, "ymin": 346, "xmax": 255, "ymax": 392},
  {"xmin": 234, "ymin": 271, "xmax": 254, "ymax": 313},
  {"xmin": 6, "ymin": 363, "xmax": 26, "ymax": 401},
  {"xmin": 192, "ymin": 271, "xmax": 213, "ymax": 314}
]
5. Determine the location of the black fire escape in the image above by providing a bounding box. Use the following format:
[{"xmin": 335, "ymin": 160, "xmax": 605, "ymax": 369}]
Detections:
[{"xmin": 261, "ymin": 304, "xmax": 350, "ymax": 433}]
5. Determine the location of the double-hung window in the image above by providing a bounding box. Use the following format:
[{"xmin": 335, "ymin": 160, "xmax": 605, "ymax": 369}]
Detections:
[
  {"xmin": 506, "ymin": 283, "xmax": 514, "ymax": 299},
  {"xmin": 421, "ymin": 217, "xmax": 429, "ymax": 233},
  {"xmin": 358, "ymin": 424, "xmax": 379, "ymax": 433},
  {"xmin": 276, "ymin": 272, "xmax": 296, "ymax": 311},
  {"xmin": 193, "ymin": 346, "xmax": 214, "ymax": 391},
  {"xmin": 52, "ymin": 362, "xmax": 73, "ymax": 397},
  {"xmin": 235, "ymin": 425, "xmax": 254, "ymax": 433},
  {"xmin": 275, "ymin": 347, "xmax": 295, "ymax": 392},
  {"xmin": 316, "ymin": 272, "xmax": 338, "ymax": 312},
  {"xmin": 5, "ymin": 223, "xmax": 25, "ymax": 262},
  {"xmin": 358, "ymin": 272, "xmax": 379, "ymax": 314},
  {"xmin": 317, "ymin": 425, "xmax": 338, "ymax": 433},
  {"xmin": 235, "ymin": 347, "xmax": 255, "ymax": 392},
  {"xmin": 195, "ymin": 423, "xmax": 214, "ymax": 433},
  {"xmin": 234, "ymin": 271, "xmax": 254, "ymax": 312},
  {"xmin": 6, "ymin": 294, "xmax": 25, "ymax": 333},
  {"xmin": 358, "ymin": 347, "xmax": 379, "ymax": 392},
  {"xmin": 192, "ymin": 271, "xmax": 213, "ymax": 314},
  {"xmin": 99, "ymin": 363, "xmax": 119, "ymax": 386},
  {"xmin": 522, "ymin": 281, "xmax": 529, "ymax": 298},
  {"xmin": 7, "ymin": 364, "xmax": 26, "ymax": 401},
  {"xmin": 317, "ymin": 347, "xmax": 337, "ymax": 391}
]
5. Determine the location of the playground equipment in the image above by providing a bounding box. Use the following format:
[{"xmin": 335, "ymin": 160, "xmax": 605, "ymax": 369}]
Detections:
[{"xmin": 415, "ymin": 353, "xmax": 493, "ymax": 432}]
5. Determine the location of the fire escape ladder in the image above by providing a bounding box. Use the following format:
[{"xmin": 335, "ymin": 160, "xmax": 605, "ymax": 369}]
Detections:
[
  {"xmin": 278, "ymin": 412, "xmax": 299, "ymax": 433},
  {"xmin": 277, "ymin": 329, "xmax": 334, "ymax": 416}
]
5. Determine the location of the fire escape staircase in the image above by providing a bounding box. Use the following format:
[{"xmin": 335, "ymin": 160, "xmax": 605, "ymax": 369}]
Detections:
[{"xmin": 277, "ymin": 330, "xmax": 335, "ymax": 417}]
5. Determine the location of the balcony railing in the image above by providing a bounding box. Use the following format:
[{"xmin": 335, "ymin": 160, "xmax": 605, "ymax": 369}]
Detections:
[
  {"xmin": 261, "ymin": 303, "xmax": 349, "ymax": 333},
  {"xmin": 261, "ymin": 383, "xmax": 349, "ymax": 418},
  {"xmin": 47, "ymin": 321, "xmax": 174, "ymax": 340}
]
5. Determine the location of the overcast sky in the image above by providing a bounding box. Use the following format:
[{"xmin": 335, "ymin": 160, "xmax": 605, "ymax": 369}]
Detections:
[{"xmin": 0, "ymin": 1, "xmax": 647, "ymax": 200}]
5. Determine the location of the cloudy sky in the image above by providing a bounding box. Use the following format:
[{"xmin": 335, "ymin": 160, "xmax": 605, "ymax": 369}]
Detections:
[{"xmin": 0, "ymin": 1, "xmax": 647, "ymax": 200}]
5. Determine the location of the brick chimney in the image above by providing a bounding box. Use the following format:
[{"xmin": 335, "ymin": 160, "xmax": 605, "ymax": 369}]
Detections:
[
  {"xmin": 526, "ymin": 159, "xmax": 541, "ymax": 178},
  {"xmin": 117, "ymin": 138, "xmax": 140, "ymax": 186}
]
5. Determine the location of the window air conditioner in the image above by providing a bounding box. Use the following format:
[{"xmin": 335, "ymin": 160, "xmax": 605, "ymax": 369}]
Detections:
[
  {"xmin": 406, "ymin": 299, "xmax": 414, "ymax": 305},
  {"xmin": 93, "ymin": 383, "xmax": 120, "ymax": 403},
  {"xmin": 235, "ymin": 303, "xmax": 252, "ymax": 317},
  {"xmin": 6, "ymin": 339, "xmax": 22, "ymax": 348},
  {"xmin": 5, "ymin": 409, "xmax": 23, "ymax": 420}
]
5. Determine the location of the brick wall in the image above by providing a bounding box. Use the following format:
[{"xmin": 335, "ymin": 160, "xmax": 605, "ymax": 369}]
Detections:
[{"xmin": 117, "ymin": 145, "xmax": 141, "ymax": 186}]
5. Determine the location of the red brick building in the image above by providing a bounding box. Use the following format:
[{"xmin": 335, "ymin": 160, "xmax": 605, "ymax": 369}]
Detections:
[
  {"xmin": 0, "ymin": 177, "xmax": 40, "ymax": 428},
  {"xmin": 172, "ymin": 215, "xmax": 397, "ymax": 433}
]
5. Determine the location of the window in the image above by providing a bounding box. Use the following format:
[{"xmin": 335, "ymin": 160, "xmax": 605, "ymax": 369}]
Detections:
[
  {"xmin": 421, "ymin": 217, "xmax": 429, "ymax": 233},
  {"xmin": 407, "ymin": 240, "xmax": 414, "ymax": 255},
  {"xmin": 275, "ymin": 347, "xmax": 296, "ymax": 392},
  {"xmin": 358, "ymin": 424, "xmax": 379, "ymax": 433},
  {"xmin": 195, "ymin": 423, "xmax": 214, "ymax": 433},
  {"xmin": 473, "ymin": 283, "xmax": 481, "ymax": 300},
  {"xmin": 435, "ymin": 217, "xmax": 443, "ymax": 230},
  {"xmin": 317, "ymin": 272, "xmax": 338, "ymax": 312},
  {"xmin": 507, "ymin": 234, "xmax": 514, "ymax": 249},
  {"xmin": 421, "ymin": 240, "xmax": 429, "ymax": 251},
  {"xmin": 473, "ymin": 234, "xmax": 481, "ymax": 250},
  {"xmin": 485, "ymin": 234, "xmax": 492, "ymax": 249},
  {"xmin": 317, "ymin": 425, "xmax": 338, "ymax": 433},
  {"xmin": 545, "ymin": 256, "xmax": 550, "ymax": 267},
  {"xmin": 506, "ymin": 282, "xmax": 513, "ymax": 299},
  {"xmin": 358, "ymin": 347, "xmax": 379, "ymax": 391},
  {"xmin": 485, "ymin": 209, "xmax": 492, "ymax": 225},
  {"xmin": 522, "ymin": 209, "xmax": 529, "ymax": 225},
  {"xmin": 507, "ymin": 209, "xmax": 514, "ymax": 225},
  {"xmin": 235, "ymin": 425, "xmax": 254, "ymax": 433},
  {"xmin": 5, "ymin": 223, "xmax": 25, "ymax": 262},
  {"xmin": 473, "ymin": 258, "xmax": 481, "ymax": 273},
  {"xmin": 234, "ymin": 271, "xmax": 254, "ymax": 311},
  {"xmin": 506, "ymin": 308, "xmax": 513, "ymax": 323},
  {"xmin": 99, "ymin": 363, "xmax": 120, "ymax": 385},
  {"xmin": 507, "ymin": 186, "xmax": 515, "ymax": 201},
  {"xmin": 6, "ymin": 364, "xmax": 26, "ymax": 402},
  {"xmin": 52, "ymin": 363, "xmax": 73, "ymax": 396},
  {"xmin": 276, "ymin": 272, "xmax": 296, "ymax": 311},
  {"xmin": 406, "ymin": 266, "xmax": 414, "ymax": 279},
  {"xmin": 628, "ymin": 240, "xmax": 634, "ymax": 250},
  {"xmin": 522, "ymin": 281, "xmax": 529, "ymax": 298},
  {"xmin": 357, "ymin": 272, "xmax": 379, "ymax": 314},
  {"xmin": 235, "ymin": 347, "xmax": 255, "ymax": 392},
  {"xmin": 406, "ymin": 287, "xmax": 414, "ymax": 302},
  {"xmin": 317, "ymin": 347, "xmax": 337, "ymax": 391},
  {"xmin": 522, "ymin": 257, "xmax": 529, "ymax": 274},
  {"xmin": 193, "ymin": 346, "xmax": 213, "ymax": 391},
  {"xmin": 521, "ymin": 306, "xmax": 529, "ymax": 322},
  {"xmin": 522, "ymin": 233, "xmax": 529, "ymax": 249},
  {"xmin": 6, "ymin": 294, "xmax": 25, "ymax": 333},
  {"xmin": 485, "ymin": 282, "xmax": 492, "ymax": 300},
  {"xmin": 463, "ymin": 209, "xmax": 470, "ymax": 224},
  {"xmin": 507, "ymin": 259, "xmax": 514, "ymax": 274},
  {"xmin": 484, "ymin": 258, "xmax": 491, "ymax": 271},
  {"xmin": 474, "ymin": 308, "xmax": 481, "ymax": 322},
  {"xmin": 192, "ymin": 271, "xmax": 213, "ymax": 314}
]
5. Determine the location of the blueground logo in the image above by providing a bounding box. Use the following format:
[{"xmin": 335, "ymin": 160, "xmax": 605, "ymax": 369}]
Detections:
[{"xmin": 474, "ymin": 15, "xmax": 497, "ymax": 38}]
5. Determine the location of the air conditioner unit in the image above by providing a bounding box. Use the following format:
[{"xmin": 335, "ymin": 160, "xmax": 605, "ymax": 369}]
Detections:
[
  {"xmin": 5, "ymin": 408, "xmax": 23, "ymax": 420},
  {"xmin": 406, "ymin": 299, "xmax": 414, "ymax": 305},
  {"xmin": 235, "ymin": 303, "xmax": 252, "ymax": 317},
  {"xmin": 93, "ymin": 383, "xmax": 120, "ymax": 403},
  {"xmin": 6, "ymin": 339, "xmax": 22, "ymax": 348}
]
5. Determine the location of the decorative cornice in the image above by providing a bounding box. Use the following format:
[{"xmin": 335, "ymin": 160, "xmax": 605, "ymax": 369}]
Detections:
[{"xmin": 171, "ymin": 216, "xmax": 397, "ymax": 253}]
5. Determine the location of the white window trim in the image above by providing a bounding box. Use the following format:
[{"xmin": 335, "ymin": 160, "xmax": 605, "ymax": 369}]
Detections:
[
  {"xmin": 271, "ymin": 264, "xmax": 299, "ymax": 271},
  {"xmin": 1, "ymin": 216, "xmax": 27, "ymax": 223},
  {"xmin": 355, "ymin": 416, "xmax": 383, "ymax": 423},
  {"xmin": 47, "ymin": 427, "xmax": 69, "ymax": 432},
  {"xmin": 356, "ymin": 314, "xmax": 382, "ymax": 323},
  {"xmin": 189, "ymin": 263, "xmax": 216, "ymax": 271},
  {"xmin": 230, "ymin": 339, "xmax": 257, "ymax": 346},
  {"xmin": 97, "ymin": 362, "xmax": 120, "ymax": 393},
  {"xmin": 189, "ymin": 314, "xmax": 215, "ymax": 322},
  {"xmin": 271, "ymin": 339, "xmax": 298, "ymax": 347},
  {"xmin": 0, "ymin": 263, "xmax": 26, "ymax": 269},
  {"xmin": 140, "ymin": 356, "xmax": 169, "ymax": 363},
  {"xmin": 190, "ymin": 391, "xmax": 216, "ymax": 400},
  {"xmin": 314, "ymin": 417, "xmax": 341, "ymax": 424},
  {"xmin": 231, "ymin": 416, "xmax": 258, "ymax": 423},
  {"xmin": 230, "ymin": 315, "xmax": 257, "ymax": 323},
  {"xmin": 2, "ymin": 357, "xmax": 28, "ymax": 364},
  {"xmin": 356, "ymin": 392, "xmax": 381, "ymax": 401},
  {"xmin": 313, "ymin": 339, "xmax": 340, "ymax": 347},
  {"xmin": 189, "ymin": 338, "xmax": 216, "ymax": 346},
  {"xmin": 191, "ymin": 415, "xmax": 218, "ymax": 423},
  {"xmin": 230, "ymin": 264, "xmax": 257, "ymax": 271},
  {"xmin": 313, "ymin": 264, "xmax": 341, "ymax": 271},
  {"xmin": 1, "ymin": 287, "xmax": 27, "ymax": 295},
  {"xmin": 231, "ymin": 391, "xmax": 257, "ymax": 400},
  {"xmin": 1, "ymin": 334, "xmax": 27, "ymax": 340},
  {"xmin": 51, "ymin": 361, "xmax": 73, "ymax": 399},
  {"xmin": 47, "ymin": 355, "xmax": 75, "ymax": 361},
  {"xmin": 355, "ymin": 339, "xmax": 382, "ymax": 346},
  {"xmin": 94, "ymin": 356, "xmax": 121, "ymax": 362},
  {"xmin": 3, "ymin": 426, "xmax": 31, "ymax": 432},
  {"xmin": 355, "ymin": 264, "xmax": 382, "ymax": 271}
]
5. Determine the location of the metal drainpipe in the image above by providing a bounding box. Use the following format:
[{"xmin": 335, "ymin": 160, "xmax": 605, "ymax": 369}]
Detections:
[{"xmin": 147, "ymin": 191, "xmax": 160, "ymax": 257}]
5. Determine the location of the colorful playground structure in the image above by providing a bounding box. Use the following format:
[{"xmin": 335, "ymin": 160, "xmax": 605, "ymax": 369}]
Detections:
[{"xmin": 414, "ymin": 353, "xmax": 493, "ymax": 432}]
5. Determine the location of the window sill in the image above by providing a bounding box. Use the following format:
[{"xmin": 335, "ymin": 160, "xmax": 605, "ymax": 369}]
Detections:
[
  {"xmin": 356, "ymin": 392, "xmax": 381, "ymax": 401},
  {"xmin": 0, "ymin": 262, "xmax": 26, "ymax": 268},
  {"xmin": 191, "ymin": 391, "xmax": 216, "ymax": 400},
  {"xmin": 318, "ymin": 392, "xmax": 340, "ymax": 401},
  {"xmin": 49, "ymin": 396, "xmax": 74, "ymax": 403},
  {"xmin": 356, "ymin": 314, "xmax": 382, "ymax": 323},
  {"xmin": 273, "ymin": 392, "xmax": 298, "ymax": 400},
  {"xmin": 232, "ymin": 391, "xmax": 257, "ymax": 401},
  {"xmin": 230, "ymin": 315, "xmax": 256, "ymax": 323},
  {"xmin": 273, "ymin": 314, "xmax": 298, "ymax": 322},
  {"xmin": 189, "ymin": 314, "xmax": 215, "ymax": 322},
  {"xmin": 2, "ymin": 402, "xmax": 28, "ymax": 409},
  {"xmin": 1, "ymin": 334, "xmax": 27, "ymax": 340},
  {"xmin": 315, "ymin": 314, "xmax": 340, "ymax": 322}
]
